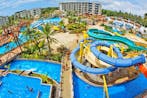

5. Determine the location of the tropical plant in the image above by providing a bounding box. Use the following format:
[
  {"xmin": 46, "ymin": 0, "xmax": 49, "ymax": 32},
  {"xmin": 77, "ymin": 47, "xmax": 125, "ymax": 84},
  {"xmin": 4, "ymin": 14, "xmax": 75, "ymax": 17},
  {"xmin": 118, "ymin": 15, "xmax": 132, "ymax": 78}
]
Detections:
[
  {"xmin": 59, "ymin": 20, "xmax": 65, "ymax": 31},
  {"xmin": 13, "ymin": 33, "xmax": 23, "ymax": 52},
  {"xmin": 22, "ymin": 27, "xmax": 45, "ymax": 56},
  {"xmin": 41, "ymin": 24, "xmax": 57, "ymax": 58},
  {"xmin": 50, "ymin": 53, "xmax": 62, "ymax": 62},
  {"xmin": 104, "ymin": 25, "xmax": 112, "ymax": 32}
]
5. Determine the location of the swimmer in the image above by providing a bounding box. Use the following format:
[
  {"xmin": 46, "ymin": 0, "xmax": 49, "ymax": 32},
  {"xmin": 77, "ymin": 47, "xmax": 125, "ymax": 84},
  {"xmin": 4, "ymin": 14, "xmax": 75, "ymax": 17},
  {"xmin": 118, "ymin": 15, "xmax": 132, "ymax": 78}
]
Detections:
[
  {"xmin": 26, "ymin": 86, "xmax": 33, "ymax": 92},
  {"xmin": 8, "ymin": 90, "xmax": 13, "ymax": 94}
]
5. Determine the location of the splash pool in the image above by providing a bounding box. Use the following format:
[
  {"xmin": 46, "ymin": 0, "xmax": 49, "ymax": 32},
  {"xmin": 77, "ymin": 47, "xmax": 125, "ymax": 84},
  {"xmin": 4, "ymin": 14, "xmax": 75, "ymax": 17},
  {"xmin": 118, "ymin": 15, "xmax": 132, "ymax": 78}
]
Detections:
[
  {"xmin": 0, "ymin": 73, "xmax": 51, "ymax": 98},
  {"xmin": 8, "ymin": 60, "xmax": 61, "ymax": 83},
  {"xmin": 73, "ymin": 73, "xmax": 147, "ymax": 98}
]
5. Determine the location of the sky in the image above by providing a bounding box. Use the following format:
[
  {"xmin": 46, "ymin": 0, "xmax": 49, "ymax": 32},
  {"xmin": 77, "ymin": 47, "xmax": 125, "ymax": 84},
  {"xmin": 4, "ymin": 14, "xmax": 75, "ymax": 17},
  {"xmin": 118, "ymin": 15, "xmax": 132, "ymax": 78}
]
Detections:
[{"xmin": 0, "ymin": 0, "xmax": 146, "ymax": 16}]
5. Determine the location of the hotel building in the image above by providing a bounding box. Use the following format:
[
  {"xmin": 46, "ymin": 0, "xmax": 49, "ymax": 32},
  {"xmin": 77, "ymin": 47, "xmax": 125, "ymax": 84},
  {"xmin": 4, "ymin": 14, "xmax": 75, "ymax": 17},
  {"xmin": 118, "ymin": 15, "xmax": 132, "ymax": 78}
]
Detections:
[{"xmin": 59, "ymin": 2, "xmax": 102, "ymax": 15}]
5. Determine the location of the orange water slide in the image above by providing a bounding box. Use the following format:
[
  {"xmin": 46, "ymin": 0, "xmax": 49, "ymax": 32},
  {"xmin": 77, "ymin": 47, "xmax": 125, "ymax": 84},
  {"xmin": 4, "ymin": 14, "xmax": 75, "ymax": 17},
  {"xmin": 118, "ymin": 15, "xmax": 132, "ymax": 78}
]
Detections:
[{"xmin": 138, "ymin": 64, "xmax": 147, "ymax": 78}]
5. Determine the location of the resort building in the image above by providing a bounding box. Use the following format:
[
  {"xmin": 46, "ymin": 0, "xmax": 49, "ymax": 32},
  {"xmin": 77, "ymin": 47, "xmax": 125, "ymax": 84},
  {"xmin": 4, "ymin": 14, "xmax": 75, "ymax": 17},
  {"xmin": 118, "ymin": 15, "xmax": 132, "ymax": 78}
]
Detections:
[
  {"xmin": 59, "ymin": 2, "xmax": 102, "ymax": 15},
  {"xmin": 0, "ymin": 16, "xmax": 9, "ymax": 26},
  {"xmin": 15, "ymin": 10, "xmax": 30, "ymax": 19},
  {"xmin": 29, "ymin": 8, "xmax": 41, "ymax": 18},
  {"xmin": 14, "ymin": 8, "xmax": 41, "ymax": 19}
]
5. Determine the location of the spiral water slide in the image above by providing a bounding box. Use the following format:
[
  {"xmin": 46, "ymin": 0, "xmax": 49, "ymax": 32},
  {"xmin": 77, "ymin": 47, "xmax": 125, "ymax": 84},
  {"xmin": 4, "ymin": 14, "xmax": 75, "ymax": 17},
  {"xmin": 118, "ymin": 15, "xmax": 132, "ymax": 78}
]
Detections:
[{"xmin": 70, "ymin": 40, "xmax": 146, "ymax": 74}]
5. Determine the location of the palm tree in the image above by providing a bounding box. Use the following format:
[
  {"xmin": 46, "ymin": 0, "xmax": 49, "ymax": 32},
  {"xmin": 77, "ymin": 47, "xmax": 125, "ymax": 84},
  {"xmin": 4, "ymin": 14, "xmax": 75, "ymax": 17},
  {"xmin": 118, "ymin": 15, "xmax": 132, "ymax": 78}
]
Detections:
[
  {"xmin": 59, "ymin": 20, "xmax": 65, "ymax": 32},
  {"xmin": 41, "ymin": 24, "xmax": 57, "ymax": 58},
  {"xmin": 13, "ymin": 32, "xmax": 23, "ymax": 52},
  {"xmin": 33, "ymin": 31, "xmax": 44, "ymax": 55},
  {"xmin": 23, "ymin": 26, "xmax": 43, "ymax": 55}
]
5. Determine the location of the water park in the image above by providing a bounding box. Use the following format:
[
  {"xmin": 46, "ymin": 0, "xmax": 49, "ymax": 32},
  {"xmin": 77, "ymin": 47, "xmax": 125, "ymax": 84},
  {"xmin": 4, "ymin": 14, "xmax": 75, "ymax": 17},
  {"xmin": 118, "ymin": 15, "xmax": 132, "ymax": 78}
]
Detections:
[{"xmin": 0, "ymin": 2, "xmax": 147, "ymax": 98}]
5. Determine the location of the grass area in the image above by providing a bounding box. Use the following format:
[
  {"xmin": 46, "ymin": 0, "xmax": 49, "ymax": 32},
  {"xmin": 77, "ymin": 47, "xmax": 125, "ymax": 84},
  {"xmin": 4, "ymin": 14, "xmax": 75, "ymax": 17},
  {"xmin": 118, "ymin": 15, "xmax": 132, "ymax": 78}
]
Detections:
[{"xmin": 104, "ymin": 25, "xmax": 113, "ymax": 32}]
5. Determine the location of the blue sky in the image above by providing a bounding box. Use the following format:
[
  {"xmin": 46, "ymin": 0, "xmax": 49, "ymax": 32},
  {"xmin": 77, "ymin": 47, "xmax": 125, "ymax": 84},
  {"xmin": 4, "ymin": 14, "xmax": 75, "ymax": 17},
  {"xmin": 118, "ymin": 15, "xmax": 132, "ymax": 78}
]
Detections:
[{"xmin": 0, "ymin": 0, "xmax": 146, "ymax": 16}]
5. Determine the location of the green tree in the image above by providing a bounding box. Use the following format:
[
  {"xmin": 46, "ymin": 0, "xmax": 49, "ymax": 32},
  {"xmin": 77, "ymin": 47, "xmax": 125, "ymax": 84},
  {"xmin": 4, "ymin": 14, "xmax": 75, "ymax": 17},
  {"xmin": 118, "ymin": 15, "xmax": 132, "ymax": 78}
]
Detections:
[
  {"xmin": 41, "ymin": 24, "xmax": 57, "ymax": 58},
  {"xmin": 22, "ymin": 27, "xmax": 43, "ymax": 55},
  {"xmin": 144, "ymin": 13, "xmax": 147, "ymax": 19},
  {"xmin": 59, "ymin": 20, "xmax": 65, "ymax": 32},
  {"xmin": 102, "ymin": 9, "xmax": 147, "ymax": 27}
]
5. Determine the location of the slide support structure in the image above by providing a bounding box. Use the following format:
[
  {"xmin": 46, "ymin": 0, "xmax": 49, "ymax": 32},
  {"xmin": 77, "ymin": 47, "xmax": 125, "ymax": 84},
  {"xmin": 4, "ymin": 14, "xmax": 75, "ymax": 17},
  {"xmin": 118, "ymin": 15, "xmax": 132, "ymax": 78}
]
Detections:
[
  {"xmin": 103, "ymin": 75, "xmax": 109, "ymax": 98},
  {"xmin": 78, "ymin": 42, "xmax": 84, "ymax": 63}
]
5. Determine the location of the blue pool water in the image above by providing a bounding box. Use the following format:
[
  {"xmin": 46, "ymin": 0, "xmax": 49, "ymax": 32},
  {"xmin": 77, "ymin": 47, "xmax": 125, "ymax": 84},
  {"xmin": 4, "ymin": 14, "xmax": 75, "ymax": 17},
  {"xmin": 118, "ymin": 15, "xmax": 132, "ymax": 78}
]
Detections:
[
  {"xmin": 9, "ymin": 60, "xmax": 61, "ymax": 83},
  {"xmin": 0, "ymin": 17, "xmax": 61, "ymax": 55},
  {"xmin": 0, "ymin": 73, "xmax": 51, "ymax": 98},
  {"xmin": 20, "ymin": 26, "xmax": 27, "ymax": 32},
  {"xmin": 30, "ymin": 17, "xmax": 61, "ymax": 28},
  {"xmin": 73, "ymin": 73, "xmax": 147, "ymax": 98},
  {"xmin": 43, "ymin": 17, "xmax": 61, "ymax": 24},
  {"xmin": 136, "ymin": 33, "xmax": 142, "ymax": 38},
  {"xmin": 112, "ymin": 28, "xmax": 123, "ymax": 34},
  {"xmin": 0, "ymin": 34, "xmax": 29, "ymax": 55}
]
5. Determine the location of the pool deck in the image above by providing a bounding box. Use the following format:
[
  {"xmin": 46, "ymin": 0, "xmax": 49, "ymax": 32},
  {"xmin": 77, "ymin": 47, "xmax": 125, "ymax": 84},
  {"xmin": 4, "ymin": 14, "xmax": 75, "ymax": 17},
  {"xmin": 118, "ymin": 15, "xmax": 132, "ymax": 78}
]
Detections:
[
  {"xmin": 61, "ymin": 53, "xmax": 74, "ymax": 98},
  {"xmin": 0, "ymin": 46, "xmax": 22, "ymax": 66}
]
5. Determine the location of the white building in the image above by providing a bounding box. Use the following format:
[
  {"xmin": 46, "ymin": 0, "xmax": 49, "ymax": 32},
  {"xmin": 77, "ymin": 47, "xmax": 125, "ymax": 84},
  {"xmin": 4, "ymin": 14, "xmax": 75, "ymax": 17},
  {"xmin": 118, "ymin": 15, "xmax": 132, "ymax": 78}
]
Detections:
[
  {"xmin": 14, "ymin": 8, "xmax": 41, "ymax": 19},
  {"xmin": 29, "ymin": 8, "xmax": 41, "ymax": 18},
  {"xmin": 15, "ymin": 10, "xmax": 30, "ymax": 18},
  {"xmin": 0, "ymin": 16, "xmax": 9, "ymax": 26},
  {"xmin": 139, "ymin": 26, "xmax": 147, "ymax": 38},
  {"xmin": 59, "ymin": 2, "xmax": 102, "ymax": 15}
]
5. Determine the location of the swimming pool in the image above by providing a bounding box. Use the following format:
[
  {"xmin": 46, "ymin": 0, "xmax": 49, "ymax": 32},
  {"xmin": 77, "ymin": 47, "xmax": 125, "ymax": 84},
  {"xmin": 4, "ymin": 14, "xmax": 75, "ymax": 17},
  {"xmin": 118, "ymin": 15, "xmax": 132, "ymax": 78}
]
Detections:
[
  {"xmin": 0, "ymin": 17, "xmax": 61, "ymax": 55},
  {"xmin": 0, "ymin": 34, "xmax": 29, "ymax": 55},
  {"xmin": 0, "ymin": 73, "xmax": 51, "ymax": 98},
  {"xmin": 8, "ymin": 60, "xmax": 61, "ymax": 83},
  {"xmin": 20, "ymin": 26, "xmax": 27, "ymax": 32},
  {"xmin": 43, "ymin": 17, "xmax": 61, "ymax": 24},
  {"xmin": 73, "ymin": 73, "xmax": 147, "ymax": 98},
  {"xmin": 30, "ymin": 17, "xmax": 61, "ymax": 28}
]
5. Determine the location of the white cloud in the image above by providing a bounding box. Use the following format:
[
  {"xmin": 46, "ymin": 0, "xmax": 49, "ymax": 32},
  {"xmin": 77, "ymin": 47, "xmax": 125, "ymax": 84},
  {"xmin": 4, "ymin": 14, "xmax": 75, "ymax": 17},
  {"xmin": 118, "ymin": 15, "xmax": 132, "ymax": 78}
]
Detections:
[
  {"xmin": 99, "ymin": 0, "xmax": 147, "ymax": 16},
  {"xmin": 0, "ymin": 0, "xmax": 146, "ymax": 16}
]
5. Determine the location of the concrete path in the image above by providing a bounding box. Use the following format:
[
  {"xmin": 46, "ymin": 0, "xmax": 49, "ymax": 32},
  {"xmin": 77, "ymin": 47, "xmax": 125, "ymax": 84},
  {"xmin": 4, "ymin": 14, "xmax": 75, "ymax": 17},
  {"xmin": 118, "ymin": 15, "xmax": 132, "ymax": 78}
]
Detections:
[{"xmin": 60, "ymin": 54, "xmax": 74, "ymax": 98}]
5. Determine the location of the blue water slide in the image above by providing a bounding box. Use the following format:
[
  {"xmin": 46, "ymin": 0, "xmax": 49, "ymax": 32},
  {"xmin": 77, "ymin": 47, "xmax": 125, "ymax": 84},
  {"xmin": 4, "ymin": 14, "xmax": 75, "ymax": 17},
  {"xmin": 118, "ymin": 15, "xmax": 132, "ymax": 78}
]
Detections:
[
  {"xmin": 70, "ymin": 47, "xmax": 117, "ymax": 74},
  {"xmin": 90, "ymin": 41, "xmax": 146, "ymax": 67}
]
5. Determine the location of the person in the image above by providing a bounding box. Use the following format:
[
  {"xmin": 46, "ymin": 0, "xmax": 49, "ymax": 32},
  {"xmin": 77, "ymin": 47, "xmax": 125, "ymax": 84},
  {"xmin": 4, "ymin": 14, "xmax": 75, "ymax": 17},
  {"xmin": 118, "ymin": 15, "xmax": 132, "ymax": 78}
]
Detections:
[
  {"xmin": 8, "ymin": 90, "xmax": 13, "ymax": 94},
  {"xmin": 26, "ymin": 86, "xmax": 33, "ymax": 92}
]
